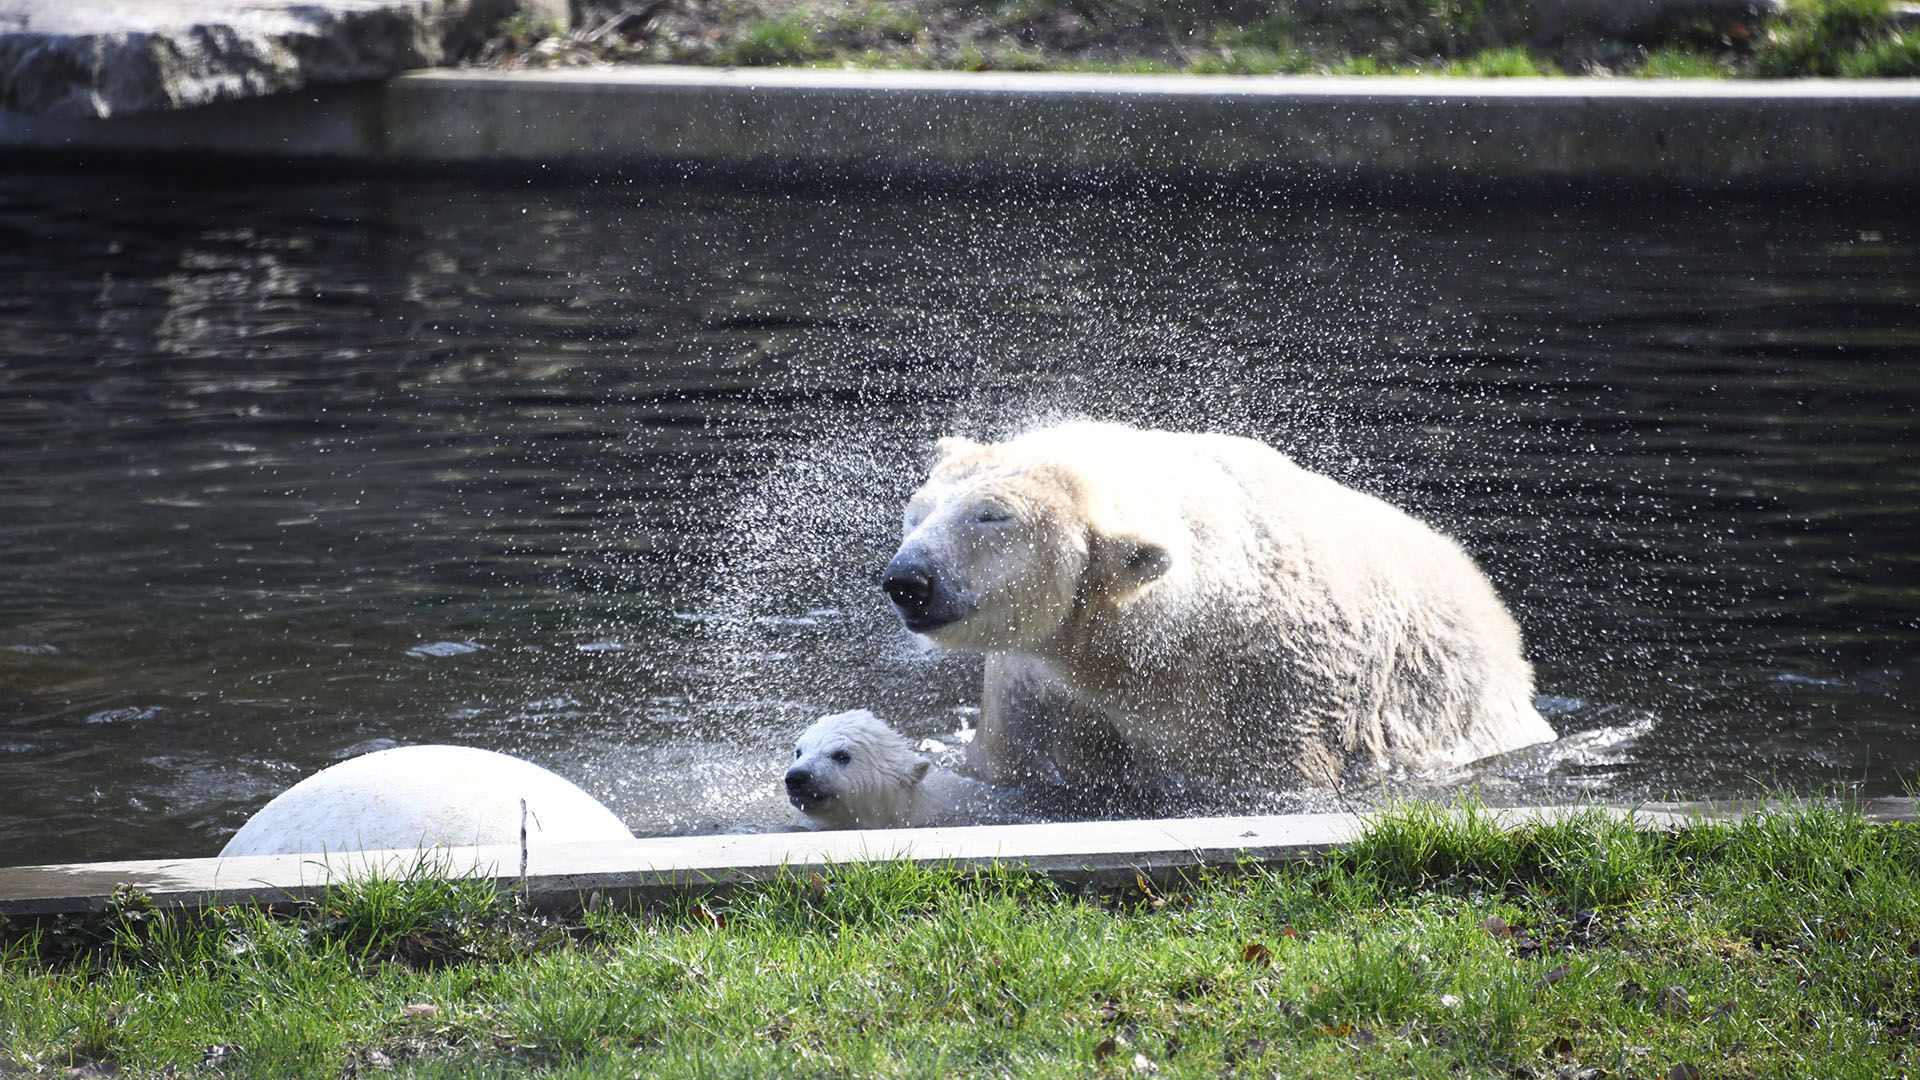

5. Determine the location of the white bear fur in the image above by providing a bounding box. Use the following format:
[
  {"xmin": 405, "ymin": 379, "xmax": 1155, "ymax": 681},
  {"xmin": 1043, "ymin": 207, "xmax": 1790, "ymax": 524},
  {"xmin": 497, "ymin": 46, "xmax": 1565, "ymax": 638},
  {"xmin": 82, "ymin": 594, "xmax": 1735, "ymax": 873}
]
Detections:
[
  {"xmin": 219, "ymin": 744, "xmax": 634, "ymax": 857},
  {"xmin": 785, "ymin": 710, "xmax": 994, "ymax": 829},
  {"xmin": 884, "ymin": 421, "xmax": 1558, "ymax": 792}
]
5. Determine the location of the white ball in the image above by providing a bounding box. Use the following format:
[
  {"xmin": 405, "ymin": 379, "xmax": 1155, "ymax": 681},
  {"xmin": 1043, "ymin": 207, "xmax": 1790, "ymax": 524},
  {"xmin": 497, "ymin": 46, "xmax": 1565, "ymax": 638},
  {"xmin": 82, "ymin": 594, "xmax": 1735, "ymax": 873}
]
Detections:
[{"xmin": 219, "ymin": 745, "xmax": 633, "ymax": 857}]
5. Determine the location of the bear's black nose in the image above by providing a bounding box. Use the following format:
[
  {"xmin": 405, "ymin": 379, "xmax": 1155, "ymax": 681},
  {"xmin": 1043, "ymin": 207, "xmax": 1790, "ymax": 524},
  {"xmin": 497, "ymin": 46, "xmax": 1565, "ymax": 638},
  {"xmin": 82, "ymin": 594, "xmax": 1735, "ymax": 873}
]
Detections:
[
  {"xmin": 882, "ymin": 565, "xmax": 933, "ymax": 610},
  {"xmin": 882, "ymin": 551, "xmax": 967, "ymax": 632},
  {"xmin": 785, "ymin": 767, "xmax": 830, "ymax": 808}
]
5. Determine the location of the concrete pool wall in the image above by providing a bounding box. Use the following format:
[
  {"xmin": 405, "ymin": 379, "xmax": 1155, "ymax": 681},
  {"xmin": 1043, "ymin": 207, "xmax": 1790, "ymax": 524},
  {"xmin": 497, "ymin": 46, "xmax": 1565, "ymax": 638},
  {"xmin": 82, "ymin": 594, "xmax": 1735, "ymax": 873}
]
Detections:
[{"xmin": 5, "ymin": 68, "xmax": 1920, "ymax": 188}]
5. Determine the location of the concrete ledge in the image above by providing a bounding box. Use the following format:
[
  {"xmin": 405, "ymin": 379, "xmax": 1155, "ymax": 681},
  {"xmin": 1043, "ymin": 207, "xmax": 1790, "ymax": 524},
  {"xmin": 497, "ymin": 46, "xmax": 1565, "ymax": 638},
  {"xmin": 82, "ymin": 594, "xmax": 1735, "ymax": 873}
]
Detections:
[
  {"xmin": 0, "ymin": 806, "xmax": 1706, "ymax": 919},
  {"xmin": 5, "ymin": 68, "xmax": 1920, "ymax": 188},
  {"xmin": 5, "ymin": 799, "xmax": 1910, "ymax": 918}
]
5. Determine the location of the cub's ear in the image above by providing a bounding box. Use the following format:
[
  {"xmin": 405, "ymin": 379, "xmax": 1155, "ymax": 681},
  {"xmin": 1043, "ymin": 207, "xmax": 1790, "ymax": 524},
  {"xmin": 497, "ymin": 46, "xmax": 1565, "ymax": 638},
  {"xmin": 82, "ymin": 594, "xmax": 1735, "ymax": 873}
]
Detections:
[
  {"xmin": 1087, "ymin": 532, "xmax": 1171, "ymax": 589},
  {"xmin": 908, "ymin": 758, "xmax": 933, "ymax": 785}
]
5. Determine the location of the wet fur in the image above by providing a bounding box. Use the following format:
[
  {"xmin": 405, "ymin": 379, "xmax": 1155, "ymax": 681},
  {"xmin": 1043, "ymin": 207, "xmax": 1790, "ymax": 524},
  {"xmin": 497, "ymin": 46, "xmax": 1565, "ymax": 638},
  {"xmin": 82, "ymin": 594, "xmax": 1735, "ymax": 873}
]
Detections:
[
  {"xmin": 786, "ymin": 710, "xmax": 995, "ymax": 829},
  {"xmin": 887, "ymin": 421, "xmax": 1558, "ymax": 793}
]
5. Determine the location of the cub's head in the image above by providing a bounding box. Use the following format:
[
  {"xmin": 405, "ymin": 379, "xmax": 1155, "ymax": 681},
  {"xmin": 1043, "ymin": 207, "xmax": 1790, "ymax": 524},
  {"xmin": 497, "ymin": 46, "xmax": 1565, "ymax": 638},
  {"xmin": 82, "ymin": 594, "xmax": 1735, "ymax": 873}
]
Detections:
[
  {"xmin": 785, "ymin": 710, "xmax": 929, "ymax": 830},
  {"xmin": 880, "ymin": 431, "xmax": 1170, "ymax": 651}
]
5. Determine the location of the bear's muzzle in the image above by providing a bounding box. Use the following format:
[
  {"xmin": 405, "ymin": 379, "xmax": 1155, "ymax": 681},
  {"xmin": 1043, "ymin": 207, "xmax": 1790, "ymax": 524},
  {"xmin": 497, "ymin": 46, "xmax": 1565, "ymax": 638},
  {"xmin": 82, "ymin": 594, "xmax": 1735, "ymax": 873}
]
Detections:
[
  {"xmin": 881, "ymin": 550, "xmax": 968, "ymax": 633},
  {"xmin": 784, "ymin": 767, "xmax": 833, "ymax": 811}
]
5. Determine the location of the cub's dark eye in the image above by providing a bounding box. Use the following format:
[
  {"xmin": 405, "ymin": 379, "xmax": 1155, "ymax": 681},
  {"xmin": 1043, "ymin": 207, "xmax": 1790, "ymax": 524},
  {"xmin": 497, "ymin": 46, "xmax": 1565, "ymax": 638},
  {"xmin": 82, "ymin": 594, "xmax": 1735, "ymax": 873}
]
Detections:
[
  {"xmin": 975, "ymin": 506, "xmax": 1014, "ymax": 524},
  {"xmin": 830, "ymin": 749, "xmax": 853, "ymax": 765}
]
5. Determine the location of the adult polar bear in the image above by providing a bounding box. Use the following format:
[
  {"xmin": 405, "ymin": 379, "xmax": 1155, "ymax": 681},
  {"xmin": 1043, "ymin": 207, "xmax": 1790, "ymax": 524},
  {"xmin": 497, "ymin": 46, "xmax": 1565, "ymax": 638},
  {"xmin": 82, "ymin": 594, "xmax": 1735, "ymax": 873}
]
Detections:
[{"xmin": 881, "ymin": 421, "xmax": 1557, "ymax": 792}]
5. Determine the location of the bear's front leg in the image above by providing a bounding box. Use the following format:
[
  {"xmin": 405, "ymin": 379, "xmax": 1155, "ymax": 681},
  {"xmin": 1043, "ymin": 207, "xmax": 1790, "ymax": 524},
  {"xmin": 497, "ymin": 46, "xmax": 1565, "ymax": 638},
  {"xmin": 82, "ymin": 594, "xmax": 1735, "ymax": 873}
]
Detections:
[
  {"xmin": 975, "ymin": 652, "xmax": 1136, "ymax": 790},
  {"xmin": 971, "ymin": 653, "xmax": 1063, "ymax": 785}
]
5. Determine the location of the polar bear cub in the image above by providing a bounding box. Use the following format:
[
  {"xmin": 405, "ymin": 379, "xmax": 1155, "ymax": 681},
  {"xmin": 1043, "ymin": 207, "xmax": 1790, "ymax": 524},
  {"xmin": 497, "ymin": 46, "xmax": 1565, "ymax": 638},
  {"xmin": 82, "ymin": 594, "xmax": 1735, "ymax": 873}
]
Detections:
[
  {"xmin": 785, "ymin": 710, "xmax": 995, "ymax": 830},
  {"xmin": 220, "ymin": 744, "xmax": 634, "ymax": 857}
]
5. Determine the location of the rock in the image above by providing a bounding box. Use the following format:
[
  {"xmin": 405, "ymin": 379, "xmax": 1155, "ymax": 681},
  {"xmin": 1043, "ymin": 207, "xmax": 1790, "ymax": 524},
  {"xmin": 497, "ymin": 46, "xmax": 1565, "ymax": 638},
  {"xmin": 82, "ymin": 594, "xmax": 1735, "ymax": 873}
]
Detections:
[{"xmin": 0, "ymin": 0, "xmax": 567, "ymax": 120}]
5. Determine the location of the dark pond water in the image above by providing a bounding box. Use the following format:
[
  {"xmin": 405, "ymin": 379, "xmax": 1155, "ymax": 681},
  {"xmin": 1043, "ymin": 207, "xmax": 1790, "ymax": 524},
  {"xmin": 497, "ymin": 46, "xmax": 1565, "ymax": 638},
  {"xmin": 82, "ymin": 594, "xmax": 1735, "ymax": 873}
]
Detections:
[{"xmin": 1, "ymin": 169, "xmax": 1915, "ymax": 867}]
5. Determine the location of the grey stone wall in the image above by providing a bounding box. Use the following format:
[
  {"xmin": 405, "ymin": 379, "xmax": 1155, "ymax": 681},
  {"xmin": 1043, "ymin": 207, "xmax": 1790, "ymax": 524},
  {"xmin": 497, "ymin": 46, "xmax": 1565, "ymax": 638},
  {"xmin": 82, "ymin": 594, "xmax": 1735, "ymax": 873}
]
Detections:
[{"xmin": 0, "ymin": 0, "xmax": 564, "ymax": 119}]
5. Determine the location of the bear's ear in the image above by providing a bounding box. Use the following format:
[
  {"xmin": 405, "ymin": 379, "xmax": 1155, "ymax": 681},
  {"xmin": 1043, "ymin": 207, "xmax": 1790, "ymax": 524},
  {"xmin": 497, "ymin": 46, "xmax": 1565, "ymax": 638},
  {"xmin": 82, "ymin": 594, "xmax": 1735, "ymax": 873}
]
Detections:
[
  {"xmin": 907, "ymin": 758, "xmax": 932, "ymax": 786},
  {"xmin": 1088, "ymin": 532, "xmax": 1171, "ymax": 589},
  {"xmin": 934, "ymin": 435, "xmax": 980, "ymax": 460}
]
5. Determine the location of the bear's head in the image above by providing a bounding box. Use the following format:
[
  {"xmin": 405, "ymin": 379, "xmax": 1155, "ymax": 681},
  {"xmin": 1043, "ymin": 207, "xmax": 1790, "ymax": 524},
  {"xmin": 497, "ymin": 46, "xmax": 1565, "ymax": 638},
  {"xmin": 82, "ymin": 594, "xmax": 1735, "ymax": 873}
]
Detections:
[
  {"xmin": 881, "ymin": 429, "xmax": 1171, "ymax": 652},
  {"xmin": 785, "ymin": 709, "xmax": 931, "ymax": 829}
]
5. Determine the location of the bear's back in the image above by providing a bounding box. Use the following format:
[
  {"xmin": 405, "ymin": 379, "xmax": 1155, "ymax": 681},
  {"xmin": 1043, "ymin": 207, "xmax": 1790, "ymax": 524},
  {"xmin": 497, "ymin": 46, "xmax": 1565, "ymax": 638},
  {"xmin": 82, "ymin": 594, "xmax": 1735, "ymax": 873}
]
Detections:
[{"xmin": 987, "ymin": 421, "xmax": 1551, "ymax": 777}]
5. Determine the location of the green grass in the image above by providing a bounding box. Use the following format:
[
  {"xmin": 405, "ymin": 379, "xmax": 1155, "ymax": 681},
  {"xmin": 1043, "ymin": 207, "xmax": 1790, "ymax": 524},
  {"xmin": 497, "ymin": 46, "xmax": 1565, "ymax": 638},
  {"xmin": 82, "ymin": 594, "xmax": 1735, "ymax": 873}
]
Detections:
[
  {"xmin": 5, "ymin": 800, "xmax": 1917, "ymax": 1077},
  {"xmin": 1186, "ymin": 45, "xmax": 1318, "ymax": 75},
  {"xmin": 1442, "ymin": 45, "xmax": 1557, "ymax": 75},
  {"xmin": 719, "ymin": 14, "xmax": 834, "ymax": 66},
  {"xmin": 1636, "ymin": 46, "xmax": 1729, "ymax": 77},
  {"xmin": 1752, "ymin": 0, "xmax": 1919, "ymax": 74},
  {"xmin": 1835, "ymin": 28, "xmax": 1920, "ymax": 75}
]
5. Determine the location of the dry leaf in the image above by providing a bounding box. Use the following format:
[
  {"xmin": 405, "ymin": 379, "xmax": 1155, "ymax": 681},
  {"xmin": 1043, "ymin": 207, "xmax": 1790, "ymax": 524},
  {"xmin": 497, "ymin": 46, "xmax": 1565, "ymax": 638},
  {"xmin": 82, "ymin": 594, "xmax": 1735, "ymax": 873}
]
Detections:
[
  {"xmin": 1567, "ymin": 909, "xmax": 1598, "ymax": 940},
  {"xmin": 1541, "ymin": 965, "xmax": 1570, "ymax": 987},
  {"xmin": 1668, "ymin": 1064, "xmax": 1702, "ymax": 1080},
  {"xmin": 1659, "ymin": 985, "xmax": 1691, "ymax": 1017},
  {"xmin": 1279, "ymin": 925, "xmax": 1298, "ymax": 939},
  {"xmin": 1546, "ymin": 1034, "xmax": 1576, "ymax": 1057},
  {"xmin": 402, "ymin": 1003, "xmax": 439, "ymax": 1018},
  {"xmin": 1093, "ymin": 1036, "xmax": 1118, "ymax": 1062},
  {"xmin": 808, "ymin": 873, "xmax": 827, "ymax": 898},
  {"xmin": 690, "ymin": 903, "xmax": 727, "ymax": 929},
  {"xmin": 1242, "ymin": 941, "xmax": 1274, "ymax": 966},
  {"xmin": 1229, "ymin": 1038, "xmax": 1269, "ymax": 1062},
  {"xmin": 1482, "ymin": 915, "xmax": 1511, "ymax": 938},
  {"xmin": 1131, "ymin": 1052, "xmax": 1158, "ymax": 1074}
]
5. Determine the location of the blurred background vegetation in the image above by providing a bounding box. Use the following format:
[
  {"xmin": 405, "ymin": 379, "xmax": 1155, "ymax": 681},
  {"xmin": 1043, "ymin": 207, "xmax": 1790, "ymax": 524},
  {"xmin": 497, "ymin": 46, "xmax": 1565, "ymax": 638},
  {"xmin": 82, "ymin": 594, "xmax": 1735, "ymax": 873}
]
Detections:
[{"xmin": 483, "ymin": 0, "xmax": 1920, "ymax": 77}]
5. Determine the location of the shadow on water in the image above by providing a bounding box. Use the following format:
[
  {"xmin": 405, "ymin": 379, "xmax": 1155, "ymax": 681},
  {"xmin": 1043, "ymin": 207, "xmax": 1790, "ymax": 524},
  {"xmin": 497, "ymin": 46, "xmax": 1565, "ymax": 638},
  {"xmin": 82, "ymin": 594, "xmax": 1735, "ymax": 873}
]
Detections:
[{"xmin": 0, "ymin": 170, "xmax": 1915, "ymax": 865}]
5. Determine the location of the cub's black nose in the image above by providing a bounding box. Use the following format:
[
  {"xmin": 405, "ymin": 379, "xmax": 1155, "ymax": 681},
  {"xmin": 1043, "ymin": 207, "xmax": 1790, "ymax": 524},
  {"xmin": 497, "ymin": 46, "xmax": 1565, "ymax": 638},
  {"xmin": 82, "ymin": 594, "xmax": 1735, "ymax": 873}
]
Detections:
[{"xmin": 785, "ymin": 767, "xmax": 830, "ymax": 809}]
